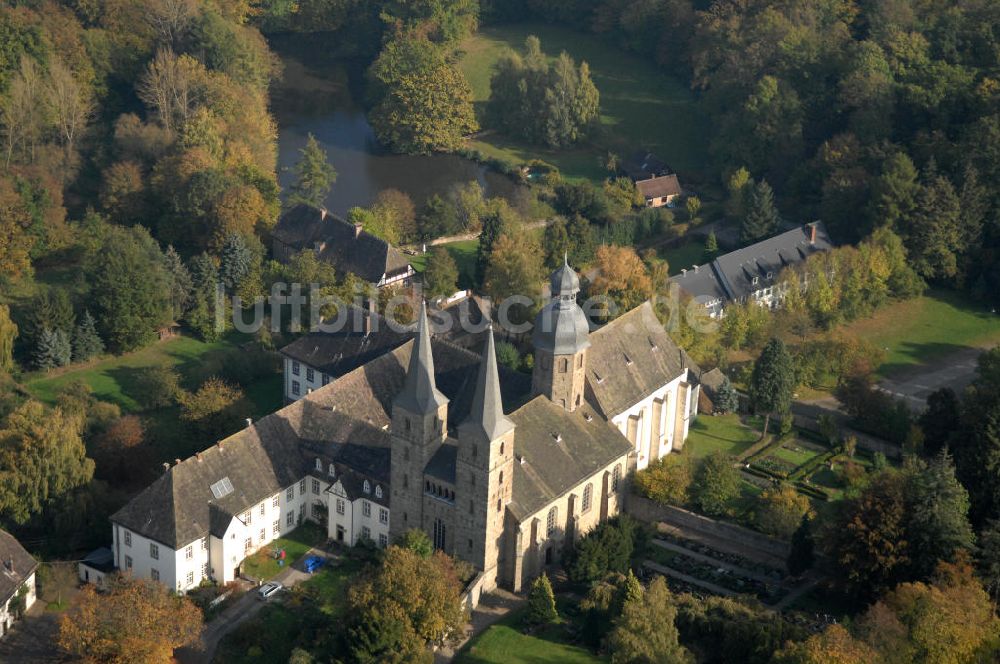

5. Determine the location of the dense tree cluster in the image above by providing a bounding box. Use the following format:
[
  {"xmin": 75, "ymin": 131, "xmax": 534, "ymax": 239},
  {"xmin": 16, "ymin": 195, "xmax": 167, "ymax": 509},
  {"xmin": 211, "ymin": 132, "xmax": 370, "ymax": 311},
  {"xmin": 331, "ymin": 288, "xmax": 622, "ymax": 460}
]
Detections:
[{"xmin": 488, "ymin": 36, "xmax": 600, "ymax": 148}]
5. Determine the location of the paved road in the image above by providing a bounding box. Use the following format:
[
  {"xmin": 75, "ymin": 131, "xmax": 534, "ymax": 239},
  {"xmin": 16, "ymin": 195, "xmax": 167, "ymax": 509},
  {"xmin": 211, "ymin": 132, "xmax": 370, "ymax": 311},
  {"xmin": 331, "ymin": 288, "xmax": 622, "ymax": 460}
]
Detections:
[
  {"xmin": 176, "ymin": 549, "xmax": 330, "ymax": 664},
  {"xmin": 877, "ymin": 346, "xmax": 982, "ymax": 409}
]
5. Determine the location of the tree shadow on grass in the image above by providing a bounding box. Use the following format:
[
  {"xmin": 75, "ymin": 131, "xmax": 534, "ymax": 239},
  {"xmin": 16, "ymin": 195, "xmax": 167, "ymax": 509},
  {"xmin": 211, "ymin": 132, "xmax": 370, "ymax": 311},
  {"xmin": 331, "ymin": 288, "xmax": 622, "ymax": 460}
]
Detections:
[{"xmin": 877, "ymin": 340, "xmax": 975, "ymax": 378}]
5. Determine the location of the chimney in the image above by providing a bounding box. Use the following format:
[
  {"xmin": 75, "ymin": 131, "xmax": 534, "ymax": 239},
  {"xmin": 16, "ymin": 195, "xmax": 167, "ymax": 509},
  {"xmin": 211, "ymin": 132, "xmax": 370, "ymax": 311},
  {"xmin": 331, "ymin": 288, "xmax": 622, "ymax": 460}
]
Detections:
[
  {"xmin": 174, "ymin": 458, "xmax": 181, "ymax": 466},
  {"xmin": 3, "ymin": 558, "xmax": 12, "ymax": 573},
  {"xmin": 245, "ymin": 417, "xmax": 253, "ymax": 427},
  {"xmin": 681, "ymin": 268, "xmax": 687, "ymax": 276},
  {"xmin": 162, "ymin": 462, "xmax": 170, "ymax": 472},
  {"xmin": 353, "ymin": 223, "xmax": 363, "ymax": 239},
  {"xmin": 809, "ymin": 223, "xmax": 817, "ymax": 245},
  {"xmin": 693, "ymin": 265, "xmax": 699, "ymax": 273},
  {"xmin": 196, "ymin": 452, "xmax": 203, "ymax": 462}
]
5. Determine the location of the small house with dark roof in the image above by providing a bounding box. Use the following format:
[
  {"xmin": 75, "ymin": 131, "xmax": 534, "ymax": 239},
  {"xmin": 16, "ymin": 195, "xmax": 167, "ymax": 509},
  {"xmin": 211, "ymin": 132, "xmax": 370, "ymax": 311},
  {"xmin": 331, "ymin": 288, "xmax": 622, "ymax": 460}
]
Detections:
[
  {"xmin": 272, "ymin": 204, "xmax": 415, "ymax": 289},
  {"xmin": 671, "ymin": 222, "xmax": 834, "ymax": 318},
  {"xmin": 0, "ymin": 530, "xmax": 37, "ymax": 637},
  {"xmin": 623, "ymin": 151, "xmax": 671, "ymax": 181},
  {"xmin": 108, "ymin": 263, "xmax": 700, "ymax": 596}
]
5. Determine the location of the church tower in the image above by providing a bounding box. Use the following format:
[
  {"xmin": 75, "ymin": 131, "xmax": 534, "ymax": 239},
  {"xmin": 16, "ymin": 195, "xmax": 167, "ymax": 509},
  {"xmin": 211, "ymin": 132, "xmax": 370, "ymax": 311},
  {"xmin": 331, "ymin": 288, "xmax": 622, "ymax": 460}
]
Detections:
[
  {"xmin": 456, "ymin": 327, "xmax": 515, "ymax": 590},
  {"xmin": 532, "ymin": 257, "xmax": 590, "ymax": 411},
  {"xmin": 389, "ymin": 301, "xmax": 448, "ymax": 541}
]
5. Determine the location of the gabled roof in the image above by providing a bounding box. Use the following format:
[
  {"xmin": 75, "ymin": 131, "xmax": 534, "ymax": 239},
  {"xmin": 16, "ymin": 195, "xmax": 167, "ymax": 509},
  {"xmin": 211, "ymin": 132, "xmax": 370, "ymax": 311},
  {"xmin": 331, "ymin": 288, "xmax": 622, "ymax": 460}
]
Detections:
[
  {"xmin": 272, "ymin": 204, "xmax": 411, "ymax": 284},
  {"xmin": 586, "ymin": 301, "xmax": 689, "ymax": 418},
  {"xmin": 278, "ymin": 305, "xmax": 413, "ymax": 378},
  {"xmin": 507, "ymin": 396, "xmax": 631, "ymax": 521},
  {"xmin": 0, "ymin": 530, "xmax": 38, "ymax": 602},
  {"xmin": 112, "ymin": 337, "xmax": 532, "ymax": 549},
  {"xmin": 636, "ymin": 174, "xmax": 682, "ymax": 200},
  {"xmin": 671, "ymin": 222, "xmax": 833, "ymax": 305}
]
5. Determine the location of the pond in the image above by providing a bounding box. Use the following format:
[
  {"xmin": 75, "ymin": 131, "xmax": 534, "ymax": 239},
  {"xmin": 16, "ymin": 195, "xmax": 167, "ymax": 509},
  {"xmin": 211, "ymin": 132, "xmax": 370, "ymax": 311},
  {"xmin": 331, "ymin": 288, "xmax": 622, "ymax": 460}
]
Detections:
[{"xmin": 272, "ymin": 41, "xmax": 520, "ymax": 218}]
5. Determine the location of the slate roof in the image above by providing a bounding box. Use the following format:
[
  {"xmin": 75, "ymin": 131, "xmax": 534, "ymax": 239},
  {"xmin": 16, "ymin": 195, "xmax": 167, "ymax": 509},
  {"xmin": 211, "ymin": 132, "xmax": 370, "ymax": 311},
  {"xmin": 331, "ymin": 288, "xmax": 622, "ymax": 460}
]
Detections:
[
  {"xmin": 278, "ymin": 306, "xmax": 413, "ymax": 378},
  {"xmin": 507, "ymin": 396, "xmax": 632, "ymax": 521},
  {"xmin": 112, "ymin": 337, "xmax": 531, "ymax": 548},
  {"xmin": 671, "ymin": 222, "xmax": 833, "ymax": 306},
  {"xmin": 272, "ymin": 204, "xmax": 412, "ymax": 284},
  {"xmin": 636, "ymin": 174, "xmax": 682, "ymax": 200},
  {"xmin": 80, "ymin": 547, "xmax": 115, "ymax": 573},
  {"xmin": 0, "ymin": 530, "xmax": 38, "ymax": 602},
  {"xmin": 586, "ymin": 301, "xmax": 690, "ymax": 418},
  {"xmin": 395, "ymin": 302, "xmax": 449, "ymax": 415},
  {"xmin": 459, "ymin": 328, "xmax": 515, "ymax": 443},
  {"xmin": 425, "ymin": 441, "xmax": 458, "ymax": 485},
  {"xmin": 624, "ymin": 151, "xmax": 670, "ymax": 180}
]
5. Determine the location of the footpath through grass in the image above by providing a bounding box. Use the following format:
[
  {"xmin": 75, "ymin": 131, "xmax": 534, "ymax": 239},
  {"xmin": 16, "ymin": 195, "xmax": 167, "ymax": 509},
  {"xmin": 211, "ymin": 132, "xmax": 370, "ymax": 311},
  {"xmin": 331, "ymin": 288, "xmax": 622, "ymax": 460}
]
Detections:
[
  {"xmin": 841, "ymin": 288, "xmax": 1000, "ymax": 376},
  {"xmin": 459, "ymin": 23, "xmax": 710, "ymax": 182}
]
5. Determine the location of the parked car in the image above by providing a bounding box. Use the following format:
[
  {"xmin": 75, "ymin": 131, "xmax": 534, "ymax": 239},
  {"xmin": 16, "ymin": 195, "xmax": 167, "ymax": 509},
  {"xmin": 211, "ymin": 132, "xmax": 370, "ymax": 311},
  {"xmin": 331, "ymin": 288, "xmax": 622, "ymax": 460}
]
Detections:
[
  {"xmin": 303, "ymin": 555, "xmax": 326, "ymax": 573},
  {"xmin": 257, "ymin": 581, "xmax": 283, "ymax": 600}
]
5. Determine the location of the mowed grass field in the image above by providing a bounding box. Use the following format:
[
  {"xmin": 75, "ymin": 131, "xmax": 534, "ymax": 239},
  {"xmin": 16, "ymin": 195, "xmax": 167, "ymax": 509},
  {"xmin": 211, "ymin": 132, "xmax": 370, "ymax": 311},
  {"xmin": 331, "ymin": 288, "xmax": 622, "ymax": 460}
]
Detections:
[
  {"xmin": 458, "ymin": 23, "xmax": 710, "ymax": 182},
  {"xmin": 456, "ymin": 608, "xmax": 604, "ymax": 664},
  {"xmin": 409, "ymin": 238, "xmax": 480, "ymax": 289},
  {"xmin": 841, "ymin": 288, "xmax": 1000, "ymax": 376}
]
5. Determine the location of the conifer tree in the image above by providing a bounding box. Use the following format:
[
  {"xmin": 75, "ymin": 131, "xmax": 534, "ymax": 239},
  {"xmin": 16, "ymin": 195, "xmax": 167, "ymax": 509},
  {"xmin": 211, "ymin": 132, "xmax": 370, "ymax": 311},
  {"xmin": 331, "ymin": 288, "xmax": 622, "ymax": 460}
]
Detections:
[
  {"xmin": 788, "ymin": 514, "xmax": 815, "ymax": 576},
  {"xmin": 525, "ymin": 573, "xmax": 558, "ymax": 625},
  {"xmin": 34, "ymin": 328, "xmax": 72, "ymax": 370},
  {"xmin": 740, "ymin": 179, "xmax": 779, "ymax": 244},
  {"xmin": 72, "ymin": 310, "xmax": 104, "ymax": 362},
  {"xmin": 713, "ymin": 376, "xmax": 738, "ymax": 414},
  {"xmin": 289, "ymin": 133, "xmax": 337, "ymax": 208},
  {"xmin": 163, "ymin": 245, "xmax": 193, "ymax": 321},
  {"xmin": 750, "ymin": 338, "xmax": 796, "ymax": 437},
  {"xmin": 703, "ymin": 230, "xmax": 719, "ymax": 261}
]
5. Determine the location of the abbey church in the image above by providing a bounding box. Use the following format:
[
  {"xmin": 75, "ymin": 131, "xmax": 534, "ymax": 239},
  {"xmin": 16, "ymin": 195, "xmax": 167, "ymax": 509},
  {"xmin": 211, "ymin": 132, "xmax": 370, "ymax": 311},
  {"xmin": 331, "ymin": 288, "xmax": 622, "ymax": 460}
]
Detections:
[{"xmin": 109, "ymin": 262, "xmax": 700, "ymax": 594}]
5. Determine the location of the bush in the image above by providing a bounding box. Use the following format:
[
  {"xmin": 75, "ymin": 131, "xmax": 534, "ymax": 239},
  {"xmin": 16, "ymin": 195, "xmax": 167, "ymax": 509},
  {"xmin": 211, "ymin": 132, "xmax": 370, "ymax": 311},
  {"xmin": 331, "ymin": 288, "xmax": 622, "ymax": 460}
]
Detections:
[
  {"xmin": 133, "ymin": 365, "xmax": 182, "ymax": 410},
  {"xmin": 564, "ymin": 516, "xmax": 644, "ymax": 584},
  {"xmin": 633, "ymin": 455, "xmax": 692, "ymax": 505},
  {"xmin": 753, "ymin": 485, "xmax": 813, "ymax": 539},
  {"xmin": 692, "ymin": 453, "xmax": 742, "ymax": 516}
]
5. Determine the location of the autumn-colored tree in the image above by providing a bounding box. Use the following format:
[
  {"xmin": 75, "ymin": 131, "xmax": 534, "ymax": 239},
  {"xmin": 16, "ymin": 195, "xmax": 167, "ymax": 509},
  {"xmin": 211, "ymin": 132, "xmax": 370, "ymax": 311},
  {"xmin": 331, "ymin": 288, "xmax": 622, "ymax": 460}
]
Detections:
[
  {"xmin": 94, "ymin": 415, "xmax": 146, "ymax": 482},
  {"xmin": 178, "ymin": 377, "xmax": 250, "ymax": 441},
  {"xmin": 754, "ymin": 484, "xmax": 813, "ymax": 539},
  {"xmin": 772, "ymin": 624, "xmax": 878, "ymax": 664},
  {"xmin": 633, "ymin": 454, "xmax": 692, "ymax": 506},
  {"xmin": 347, "ymin": 545, "xmax": 465, "ymax": 663},
  {"xmin": 483, "ymin": 233, "xmax": 544, "ymax": 324},
  {"xmin": 58, "ymin": 575, "xmax": 202, "ymax": 663},
  {"xmin": 0, "ymin": 177, "xmax": 33, "ymax": 280},
  {"xmin": 373, "ymin": 189, "xmax": 416, "ymax": 242},
  {"xmin": 0, "ymin": 304, "xmax": 16, "ymax": 373},
  {"xmin": 589, "ymin": 245, "xmax": 653, "ymax": 320},
  {"xmin": 0, "ymin": 401, "xmax": 94, "ymax": 525}
]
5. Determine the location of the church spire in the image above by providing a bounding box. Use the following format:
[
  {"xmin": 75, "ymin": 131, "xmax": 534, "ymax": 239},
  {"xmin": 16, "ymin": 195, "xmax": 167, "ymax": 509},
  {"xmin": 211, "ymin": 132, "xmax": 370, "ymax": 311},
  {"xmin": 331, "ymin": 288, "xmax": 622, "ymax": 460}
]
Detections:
[
  {"xmin": 461, "ymin": 326, "xmax": 514, "ymax": 441},
  {"xmin": 394, "ymin": 300, "xmax": 447, "ymax": 415}
]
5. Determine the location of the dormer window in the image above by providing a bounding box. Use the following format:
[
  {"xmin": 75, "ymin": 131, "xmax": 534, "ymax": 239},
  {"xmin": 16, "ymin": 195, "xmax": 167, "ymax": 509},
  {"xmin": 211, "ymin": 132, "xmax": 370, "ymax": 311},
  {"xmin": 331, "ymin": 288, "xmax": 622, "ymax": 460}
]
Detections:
[
  {"xmin": 752, "ymin": 276, "xmax": 759, "ymax": 285},
  {"xmin": 363, "ymin": 480, "xmax": 370, "ymax": 494},
  {"xmin": 328, "ymin": 463, "xmax": 335, "ymax": 476},
  {"xmin": 648, "ymin": 337, "xmax": 658, "ymax": 351},
  {"xmin": 766, "ymin": 271, "xmax": 773, "ymax": 280},
  {"xmin": 594, "ymin": 371, "xmax": 604, "ymax": 384},
  {"xmin": 315, "ymin": 458, "xmax": 322, "ymax": 471},
  {"xmin": 375, "ymin": 485, "xmax": 383, "ymax": 499},
  {"xmin": 623, "ymin": 353, "xmax": 633, "ymax": 366}
]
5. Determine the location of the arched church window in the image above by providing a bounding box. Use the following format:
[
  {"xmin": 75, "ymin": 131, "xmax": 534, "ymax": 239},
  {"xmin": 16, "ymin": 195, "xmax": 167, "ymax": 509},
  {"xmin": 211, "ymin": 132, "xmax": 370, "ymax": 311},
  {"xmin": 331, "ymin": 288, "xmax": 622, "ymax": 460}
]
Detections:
[
  {"xmin": 612, "ymin": 465, "xmax": 621, "ymax": 491},
  {"xmin": 582, "ymin": 484, "xmax": 593, "ymax": 513},
  {"xmin": 546, "ymin": 506, "xmax": 558, "ymax": 535}
]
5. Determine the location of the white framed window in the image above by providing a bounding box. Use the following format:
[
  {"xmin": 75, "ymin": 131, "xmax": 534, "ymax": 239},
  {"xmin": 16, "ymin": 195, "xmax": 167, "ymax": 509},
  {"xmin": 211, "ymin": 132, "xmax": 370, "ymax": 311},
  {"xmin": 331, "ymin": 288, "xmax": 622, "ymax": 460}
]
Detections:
[
  {"xmin": 378, "ymin": 533, "xmax": 388, "ymax": 548},
  {"xmin": 185, "ymin": 545, "xmax": 193, "ymax": 560},
  {"xmin": 286, "ymin": 511, "xmax": 294, "ymax": 527},
  {"xmin": 287, "ymin": 486, "xmax": 295, "ymax": 500},
  {"xmin": 315, "ymin": 458, "xmax": 322, "ymax": 471},
  {"xmin": 273, "ymin": 520, "xmax": 280, "ymax": 535},
  {"xmin": 202, "ymin": 539, "xmax": 208, "ymax": 551},
  {"xmin": 243, "ymin": 510, "xmax": 252, "ymax": 525},
  {"xmin": 123, "ymin": 530, "xmax": 131, "ymax": 547},
  {"xmin": 244, "ymin": 538, "xmax": 252, "ymax": 553},
  {"xmin": 312, "ymin": 479, "xmax": 320, "ymax": 494},
  {"xmin": 260, "ymin": 503, "xmax": 265, "ymax": 516},
  {"xmin": 150, "ymin": 543, "xmax": 159, "ymax": 560},
  {"xmin": 124, "ymin": 555, "xmax": 132, "ymax": 570},
  {"xmin": 361, "ymin": 526, "xmax": 371, "ymax": 540},
  {"xmin": 336, "ymin": 499, "xmax": 345, "ymax": 515},
  {"xmin": 363, "ymin": 501, "xmax": 371, "ymax": 518},
  {"xmin": 259, "ymin": 528, "xmax": 265, "ymax": 542},
  {"xmin": 292, "ymin": 380, "xmax": 300, "ymax": 396},
  {"xmin": 328, "ymin": 463, "xmax": 335, "ymax": 476},
  {"xmin": 379, "ymin": 508, "xmax": 388, "ymax": 524},
  {"xmin": 202, "ymin": 563, "xmax": 209, "ymax": 578},
  {"xmin": 311, "ymin": 503, "xmax": 323, "ymax": 519},
  {"xmin": 306, "ymin": 367, "xmax": 314, "ymax": 382},
  {"xmin": 151, "ymin": 568, "xmax": 159, "ymax": 582},
  {"xmin": 375, "ymin": 485, "xmax": 382, "ymax": 498},
  {"xmin": 272, "ymin": 495, "xmax": 280, "ymax": 508},
  {"xmin": 363, "ymin": 480, "xmax": 370, "ymax": 494},
  {"xmin": 186, "ymin": 571, "xmax": 194, "ymax": 586},
  {"xmin": 322, "ymin": 374, "xmax": 330, "ymax": 386},
  {"xmin": 299, "ymin": 479, "xmax": 305, "ymax": 493},
  {"xmin": 292, "ymin": 361, "xmax": 300, "ymax": 376}
]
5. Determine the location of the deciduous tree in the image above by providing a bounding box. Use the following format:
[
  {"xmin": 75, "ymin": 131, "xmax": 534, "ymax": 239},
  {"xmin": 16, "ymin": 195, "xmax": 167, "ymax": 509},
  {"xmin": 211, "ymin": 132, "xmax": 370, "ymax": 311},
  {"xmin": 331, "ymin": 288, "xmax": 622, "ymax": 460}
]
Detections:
[
  {"xmin": 692, "ymin": 452, "xmax": 741, "ymax": 516},
  {"xmin": 607, "ymin": 576, "xmax": 691, "ymax": 664}
]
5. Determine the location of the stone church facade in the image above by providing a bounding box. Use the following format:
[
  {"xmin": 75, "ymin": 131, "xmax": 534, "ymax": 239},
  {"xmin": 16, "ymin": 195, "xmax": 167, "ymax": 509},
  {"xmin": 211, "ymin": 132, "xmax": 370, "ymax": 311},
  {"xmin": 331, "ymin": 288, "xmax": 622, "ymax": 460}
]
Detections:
[{"xmin": 107, "ymin": 262, "xmax": 698, "ymax": 595}]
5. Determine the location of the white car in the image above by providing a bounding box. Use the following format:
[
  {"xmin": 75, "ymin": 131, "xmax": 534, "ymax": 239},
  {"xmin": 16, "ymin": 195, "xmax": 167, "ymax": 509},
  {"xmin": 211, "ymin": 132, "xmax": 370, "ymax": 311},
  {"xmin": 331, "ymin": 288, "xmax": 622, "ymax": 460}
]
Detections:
[{"xmin": 256, "ymin": 581, "xmax": 283, "ymax": 601}]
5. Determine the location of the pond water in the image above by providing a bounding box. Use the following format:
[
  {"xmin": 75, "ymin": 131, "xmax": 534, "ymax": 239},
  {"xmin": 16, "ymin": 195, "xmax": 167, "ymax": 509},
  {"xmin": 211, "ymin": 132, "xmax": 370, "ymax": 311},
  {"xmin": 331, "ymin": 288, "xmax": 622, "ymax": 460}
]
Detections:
[{"xmin": 272, "ymin": 45, "xmax": 519, "ymax": 218}]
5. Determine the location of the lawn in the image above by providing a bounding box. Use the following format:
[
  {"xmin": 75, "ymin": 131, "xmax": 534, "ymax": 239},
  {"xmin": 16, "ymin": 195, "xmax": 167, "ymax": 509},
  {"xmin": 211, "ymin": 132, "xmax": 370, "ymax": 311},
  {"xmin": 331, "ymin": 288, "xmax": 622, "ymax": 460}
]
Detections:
[
  {"xmin": 241, "ymin": 523, "xmax": 326, "ymax": 581},
  {"xmin": 684, "ymin": 414, "xmax": 759, "ymax": 459},
  {"xmin": 410, "ymin": 238, "xmax": 480, "ymax": 289},
  {"xmin": 841, "ymin": 288, "xmax": 1000, "ymax": 376},
  {"xmin": 456, "ymin": 607, "xmax": 604, "ymax": 664},
  {"xmin": 660, "ymin": 237, "xmax": 708, "ymax": 275},
  {"xmin": 23, "ymin": 333, "xmax": 282, "ymax": 416},
  {"xmin": 458, "ymin": 23, "xmax": 711, "ymax": 182},
  {"xmin": 768, "ymin": 443, "xmax": 820, "ymax": 469}
]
